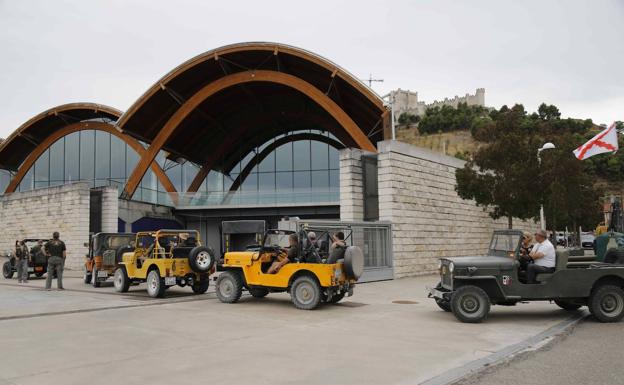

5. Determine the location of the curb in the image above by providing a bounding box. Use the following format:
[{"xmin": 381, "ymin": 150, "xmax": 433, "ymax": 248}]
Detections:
[{"xmin": 419, "ymin": 310, "xmax": 588, "ymax": 385}]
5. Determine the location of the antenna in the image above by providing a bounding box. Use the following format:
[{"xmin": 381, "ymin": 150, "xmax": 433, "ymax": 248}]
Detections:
[{"xmin": 362, "ymin": 73, "xmax": 384, "ymax": 88}]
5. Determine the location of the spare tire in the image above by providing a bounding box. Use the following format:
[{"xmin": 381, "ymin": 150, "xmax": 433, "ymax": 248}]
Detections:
[
  {"xmin": 188, "ymin": 246, "xmax": 215, "ymax": 273},
  {"xmin": 343, "ymin": 246, "xmax": 364, "ymax": 280},
  {"xmin": 116, "ymin": 246, "xmax": 134, "ymax": 264}
]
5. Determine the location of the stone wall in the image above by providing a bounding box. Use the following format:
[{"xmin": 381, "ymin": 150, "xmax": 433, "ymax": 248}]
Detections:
[
  {"xmin": 340, "ymin": 148, "xmax": 375, "ymax": 221},
  {"xmin": 340, "ymin": 141, "xmax": 539, "ymax": 278},
  {"xmin": 0, "ymin": 183, "xmax": 121, "ymax": 270}
]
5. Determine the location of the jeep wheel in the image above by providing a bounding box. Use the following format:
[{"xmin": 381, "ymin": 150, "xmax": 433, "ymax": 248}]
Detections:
[
  {"xmin": 555, "ymin": 300, "xmax": 582, "ymax": 311},
  {"xmin": 451, "ymin": 285, "xmax": 490, "ymax": 323},
  {"xmin": 589, "ymin": 285, "xmax": 624, "ymax": 323},
  {"xmin": 83, "ymin": 265, "xmax": 92, "ymax": 284},
  {"xmin": 113, "ymin": 267, "xmax": 130, "ymax": 293},
  {"xmin": 146, "ymin": 270, "xmax": 166, "ymax": 298},
  {"xmin": 188, "ymin": 246, "xmax": 215, "ymax": 273},
  {"xmin": 216, "ymin": 271, "xmax": 243, "ymax": 303},
  {"xmin": 249, "ymin": 287, "xmax": 269, "ymax": 298},
  {"xmin": 3, "ymin": 261, "xmax": 14, "ymax": 279},
  {"xmin": 192, "ymin": 279, "xmax": 209, "ymax": 294},
  {"xmin": 35, "ymin": 271, "xmax": 45, "ymax": 278},
  {"xmin": 291, "ymin": 275, "xmax": 322, "ymax": 310},
  {"xmin": 92, "ymin": 266, "xmax": 101, "ymax": 288},
  {"xmin": 435, "ymin": 298, "xmax": 452, "ymax": 312}
]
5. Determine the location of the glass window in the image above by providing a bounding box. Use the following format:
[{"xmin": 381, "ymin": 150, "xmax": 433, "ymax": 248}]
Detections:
[
  {"xmin": 140, "ymin": 168, "xmax": 157, "ymax": 204},
  {"xmin": 64, "ymin": 132, "xmax": 80, "ymax": 182},
  {"xmin": 182, "ymin": 162, "xmax": 199, "ymax": 192},
  {"xmin": 258, "ymin": 172, "xmax": 275, "ymax": 191},
  {"xmin": 329, "ymin": 146, "xmax": 339, "ymax": 169},
  {"xmin": 206, "ymin": 171, "xmax": 223, "ymax": 191},
  {"xmin": 276, "ymin": 172, "xmax": 292, "ymax": 190},
  {"xmin": 258, "ymin": 150, "xmax": 275, "ymax": 172},
  {"xmin": 311, "ymin": 170, "xmax": 329, "ymax": 189},
  {"xmin": 275, "ymin": 142, "xmax": 293, "ymax": 171},
  {"xmin": 80, "ymin": 130, "xmax": 95, "ymax": 186},
  {"xmin": 95, "ymin": 131, "xmax": 110, "ymax": 186},
  {"xmin": 49, "ymin": 138, "xmax": 64, "ymax": 186},
  {"xmin": 126, "ymin": 145, "xmax": 139, "ymax": 179},
  {"xmin": 166, "ymin": 163, "xmax": 182, "ymax": 192},
  {"xmin": 311, "ymin": 141, "xmax": 329, "ymax": 170},
  {"xmin": 241, "ymin": 172, "xmax": 257, "ymax": 191},
  {"xmin": 330, "ymin": 169, "xmax": 339, "ymax": 189},
  {"xmin": 293, "ymin": 140, "xmax": 311, "ymax": 171},
  {"xmin": 19, "ymin": 167, "xmax": 34, "ymax": 192},
  {"xmin": 34, "ymin": 149, "xmax": 49, "ymax": 188},
  {"xmin": 0, "ymin": 169, "xmax": 11, "ymax": 192},
  {"xmin": 293, "ymin": 171, "xmax": 310, "ymax": 190},
  {"xmin": 110, "ymin": 135, "xmax": 126, "ymax": 180}
]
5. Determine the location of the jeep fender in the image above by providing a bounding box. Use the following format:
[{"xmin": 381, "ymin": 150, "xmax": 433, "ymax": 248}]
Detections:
[{"xmin": 453, "ymin": 276, "xmax": 506, "ymax": 301}]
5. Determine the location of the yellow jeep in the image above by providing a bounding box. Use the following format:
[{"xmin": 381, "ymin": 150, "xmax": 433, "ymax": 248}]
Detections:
[
  {"xmin": 215, "ymin": 229, "xmax": 363, "ymax": 310},
  {"xmin": 114, "ymin": 229, "xmax": 215, "ymax": 298}
]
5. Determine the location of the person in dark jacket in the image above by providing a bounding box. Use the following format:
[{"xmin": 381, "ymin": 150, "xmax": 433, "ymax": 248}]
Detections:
[
  {"xmin": 44, "ymin": 232, "xmax": 66, "ymax": 290},
  {"xmin": 16, "ymin": 240, "xmax": 30, "ymax": 283}
]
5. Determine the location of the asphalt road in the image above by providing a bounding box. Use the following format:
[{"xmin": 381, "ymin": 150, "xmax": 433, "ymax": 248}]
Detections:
[{"xmin": 455, "ymin": 318, "xmax": 624, "ymax": 385}]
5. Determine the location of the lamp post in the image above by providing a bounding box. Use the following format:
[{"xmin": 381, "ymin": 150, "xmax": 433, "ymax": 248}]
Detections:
[{"xmin": 537, "ymin": 142, "xmax": 556, "ymax": 230}]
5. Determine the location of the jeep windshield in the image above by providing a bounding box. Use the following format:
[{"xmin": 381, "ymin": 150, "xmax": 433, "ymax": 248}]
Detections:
[
  {"xmin": 488, "ymin": 232, "xmax": 521, "ymax": 258},
  {"xmin": 263, "ymin": 230, "xmax": 294, "ymax": 248}
]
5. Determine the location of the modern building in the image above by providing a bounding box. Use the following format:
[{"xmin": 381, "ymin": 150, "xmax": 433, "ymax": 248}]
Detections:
[{"xmin": 0, "ymin": 43, "xmax": 533, "ymax": 278}]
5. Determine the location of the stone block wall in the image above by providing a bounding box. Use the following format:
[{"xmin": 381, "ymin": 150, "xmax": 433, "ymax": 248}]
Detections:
[
  {"xmin": 340, "ymin": 140, "xmax": 539, "ymax": 278},
  {"xmin": 99, "ymin": 186, "xmax": 119, "ymax": 233},
  {"xmin": 339, "ymin": 148, "xmax": 365, "ymax": 222}
]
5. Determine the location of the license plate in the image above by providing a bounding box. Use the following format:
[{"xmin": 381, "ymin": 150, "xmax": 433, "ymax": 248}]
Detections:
[
  {"xmin": 164, "ymin": 277, "xmax": 177, "ymax": 286},
  {"xmin": 27, "ymin": 267, "xmax": 34, "ymax": 272},
  {"xmin": 97, "ymin": 271, "xmax": 108, "ymax": 278}
]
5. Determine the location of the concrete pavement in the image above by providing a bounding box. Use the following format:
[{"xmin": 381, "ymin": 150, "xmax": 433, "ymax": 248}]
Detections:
[{"xmin": 0, "ymin": 273, "xmax": 583, "ymax": 385}]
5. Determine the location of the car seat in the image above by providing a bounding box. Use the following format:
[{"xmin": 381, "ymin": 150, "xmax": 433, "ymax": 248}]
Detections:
[{"xmin": 536, "ymin": 250, "xmax": 569, "ymax": 282}]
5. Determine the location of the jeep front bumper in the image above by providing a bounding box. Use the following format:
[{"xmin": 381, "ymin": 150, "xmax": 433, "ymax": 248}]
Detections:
[{"xmin": 427, "ymin": 286, "xmax": 451, "ymax": 301}]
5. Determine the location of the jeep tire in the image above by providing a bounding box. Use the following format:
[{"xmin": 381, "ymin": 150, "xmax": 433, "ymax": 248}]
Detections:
[
  {"xmin": 343, "ymin": 246, "xmax": 364, "ymax": 280},
  {"xmin": 3, "ymin": 261, "xmax": 14, "ymax": 279},
  {"xmin": 83, "ymin": 265, "xmax": 92, "ymax": 284},
  {"xmin": 554, "ymin": 300, "xmax": 582, "ymax": 311},
  {"xmin": 451, "ymin": 285, "xmax": 490, "ymax": 323},
  {"xmin": 35, "ymin": 271, "xmax": 45, "ymax": 278},
  {"xmin": 192, "ymin": 279, "xmax": 209, "ymax": 294},
  {"xmin": 589, "ymin": 284, "xmax": 624, "ymax": 323},
  {"xmin": 291, "ymin": 275, "xmax": 322, "ymax": 310},
  {"xmin": 92, "ymin": 266, "xmax": 101, "ymax": 288},
  {"xmin": 249, "ymin": 287, "xmax": 269, "ymax": 298},
  {"xmin": 146, "ymin": 270, "xmax": 166, "ymax": 298},
  {"xmin": 436, "ymin": 298, "xmax": 452, "ymax": 312},
  {"xmin": 216, "ymin": 271, "xmax": 243, "ymax": 303},
  {"xmin": 188, "ymin": 246, "xmax": 215, "ymax": 273},
  {"xmin": 113, "ymin": 266, "xmax": 130, "ymax": 293}
]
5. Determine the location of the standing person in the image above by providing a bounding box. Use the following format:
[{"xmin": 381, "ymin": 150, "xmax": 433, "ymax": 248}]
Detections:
[
  {"xmin": 527, "ymin": 229, "xmax": 556, "ymax": 284},
  {"xmin": 16, "ymin": 240, "xmax": 30, "ymax": 283},
  {"xmin": 44, "ymin": 232, "xmax": 66, "ymax": 291}
]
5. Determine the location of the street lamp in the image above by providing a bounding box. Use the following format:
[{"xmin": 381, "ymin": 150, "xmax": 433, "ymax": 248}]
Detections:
[{"xmin": 537, "ymin": 142, "xmax": 556, "ymax": 230}]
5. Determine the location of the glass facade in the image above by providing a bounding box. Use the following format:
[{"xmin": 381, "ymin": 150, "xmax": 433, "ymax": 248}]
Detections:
[
  {"xmin": 15, "ymin": 130, "xmax": 140, "ymax": 194},
  {"xmin": 4, "ymin": 128, "xmax": 342, "ymax": 207}
]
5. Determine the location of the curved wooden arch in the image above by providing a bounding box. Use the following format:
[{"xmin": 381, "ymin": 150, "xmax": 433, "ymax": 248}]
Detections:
[
  {"xmin": 117, "ymin": 42, "xmax": 384, "ymax": 129},
  {"xmin": 123, "ymin": 70, "xmax": 377, "ymax": 199},
  {"xmin": 0, "ymin": 103, "xmax": 122, "ymax": 158},
  {"xmin": 225, "ymin": 133, "xmax": 344, "ymax": 196},
  {"xmin": 4, "ymin": 121, "xmax": 178, "ymax": 204}
]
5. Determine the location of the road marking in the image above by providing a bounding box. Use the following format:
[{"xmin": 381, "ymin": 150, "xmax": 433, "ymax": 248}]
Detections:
[{"xmin": 418, "ymin": 311, "xmax": 588, "ymax": 385}]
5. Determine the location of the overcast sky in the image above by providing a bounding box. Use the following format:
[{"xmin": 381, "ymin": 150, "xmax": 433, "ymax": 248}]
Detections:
[{"xmin": 0, "ymin": 0, "xmax": 622, "ymax": 138}]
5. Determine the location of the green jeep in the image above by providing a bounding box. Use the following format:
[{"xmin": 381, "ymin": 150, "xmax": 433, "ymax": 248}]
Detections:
[{"xmin": 429, "ymin": 230, "xmax": 624, "ymax": 323}]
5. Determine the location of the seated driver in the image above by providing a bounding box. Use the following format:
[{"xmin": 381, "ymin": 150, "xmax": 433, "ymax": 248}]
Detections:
[
  {"xmin": 267, "ymin": 234, "xmax": 299, "ymax": 274},
  {"xmin": 526, "ymin": 229, "xmax": 556, "ymax": 284}
]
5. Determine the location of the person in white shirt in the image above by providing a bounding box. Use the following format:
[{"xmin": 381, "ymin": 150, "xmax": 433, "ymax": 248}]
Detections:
[{"xmin": 527, "ymin": 229, "xmax": 557, "ymax": 283}]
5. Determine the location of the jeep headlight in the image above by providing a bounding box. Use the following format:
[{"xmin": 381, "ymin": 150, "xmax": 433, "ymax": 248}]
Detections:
[
  {"xmin": 334, "ymin": 267, "xmax": 342, "ymax": 280},
  {"xmin": 448, "ymin": 262, "xmax": 455, "ymax": 273}
]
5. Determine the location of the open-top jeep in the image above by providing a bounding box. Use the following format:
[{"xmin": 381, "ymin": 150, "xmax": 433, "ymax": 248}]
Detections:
[
  {"xmin": 84, "ymin": 232, "xmax": 135, "ymax": 287},
  {"xmin": 114, "ymin": 229, "xmax": 215, "ymax": 298},
  {"xmin": 215, "ymin": 228, "xmax": 364, "ymax": 310},
  {"xmin": 3, "ymin": 238, "xmax": 49, "ymax": 279},
  {"xmin": 429, "ymin": 229, "xmax": 624, "ymax": 323}
]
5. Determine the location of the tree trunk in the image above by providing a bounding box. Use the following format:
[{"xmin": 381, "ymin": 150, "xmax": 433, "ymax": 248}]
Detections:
[{"xmin": 508, "ymin": 216, "xmax": 513, "ymax": 229}]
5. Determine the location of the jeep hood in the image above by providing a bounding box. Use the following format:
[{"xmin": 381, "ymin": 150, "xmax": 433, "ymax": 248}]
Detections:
[{"xmin": 442, "ymin": 256, "xmax": 515, "ymax": 269}]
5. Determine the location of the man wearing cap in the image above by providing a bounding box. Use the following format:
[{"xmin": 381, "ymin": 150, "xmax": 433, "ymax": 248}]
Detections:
[
  {"xmin": 44, "ymin": 231, "xmax": 66, "ymax": 290},
  {"xmin": 526, "ymin": 229, "xmax": 556, "ymax": 284}
]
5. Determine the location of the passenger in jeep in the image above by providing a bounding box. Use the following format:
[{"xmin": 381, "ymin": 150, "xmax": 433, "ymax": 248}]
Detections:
[
  {"xmin": 267, "ymin": 233, "xmax": 299, "ymax": 274},
  {"xmin": 327, "ymin": 231, "xmax": 346, "ymax": 264},
  {"xmin": 527, "ymin": 229, "xmax": 556, "ymax": 283}
]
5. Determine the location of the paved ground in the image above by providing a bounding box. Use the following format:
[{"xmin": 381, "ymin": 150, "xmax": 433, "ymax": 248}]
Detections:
[
  {"xmin": 455, "ymin": 319, "xmax": 624, "ymax": 385},
  {"xmin": 0, "ymin": 271, "xmax": 582, "ymax": 385}
]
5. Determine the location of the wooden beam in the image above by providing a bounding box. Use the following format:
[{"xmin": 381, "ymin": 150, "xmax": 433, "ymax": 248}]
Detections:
[{"xmin": 121, "ymin": 70, "xmax": 376, "ymax": 198}]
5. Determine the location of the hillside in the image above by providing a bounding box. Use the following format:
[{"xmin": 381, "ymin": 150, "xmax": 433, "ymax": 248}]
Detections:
[{"xmin": 396, "ymin": 127, "xmax": 479, "ymax": 159}]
